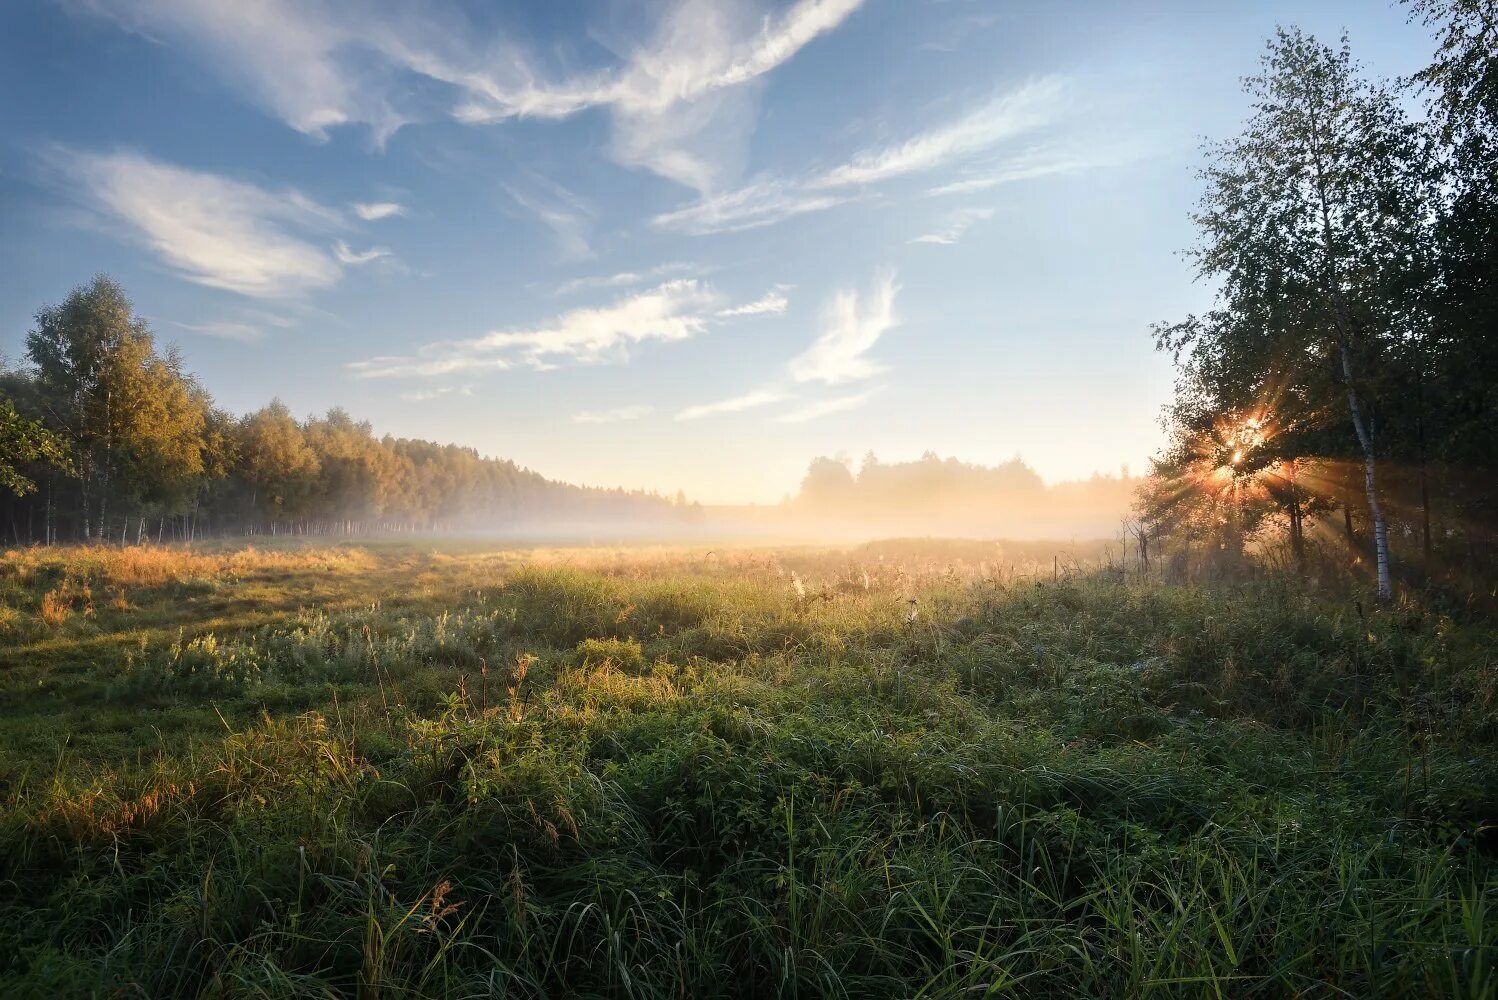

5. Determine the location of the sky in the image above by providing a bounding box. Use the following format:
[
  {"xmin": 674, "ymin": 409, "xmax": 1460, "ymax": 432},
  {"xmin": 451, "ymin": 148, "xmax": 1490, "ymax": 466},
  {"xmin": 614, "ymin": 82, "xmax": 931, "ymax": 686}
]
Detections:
[{"xmin": 0, "ymin": 0, "xmax": 1437, "ymax": 504}]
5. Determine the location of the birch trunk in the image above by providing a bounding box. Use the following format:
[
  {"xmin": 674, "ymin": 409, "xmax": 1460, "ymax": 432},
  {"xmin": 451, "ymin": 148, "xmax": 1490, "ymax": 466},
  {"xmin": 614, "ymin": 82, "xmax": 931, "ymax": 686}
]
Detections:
[
  {"xmin": 1307, "ymin": 93, "xmax": 1393, "ymax": 604},
  {"xmin": 1339, "ymin": 342, "xmax": 1392, "ymax": 601}
]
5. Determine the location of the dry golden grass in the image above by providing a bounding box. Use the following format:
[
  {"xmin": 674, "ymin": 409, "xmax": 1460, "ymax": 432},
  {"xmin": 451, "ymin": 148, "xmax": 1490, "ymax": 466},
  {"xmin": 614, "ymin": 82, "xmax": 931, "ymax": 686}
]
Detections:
[
  {"xmin": 37, "ymin": 577, "xmax": 94, "ymax": 628},
  {"xmin": 39, "ymin": 587, "xmax": 72, "ymax": 628},
  {"xmin": 0, "ymin": 543, "xmax": 377, "ymax": 591}
]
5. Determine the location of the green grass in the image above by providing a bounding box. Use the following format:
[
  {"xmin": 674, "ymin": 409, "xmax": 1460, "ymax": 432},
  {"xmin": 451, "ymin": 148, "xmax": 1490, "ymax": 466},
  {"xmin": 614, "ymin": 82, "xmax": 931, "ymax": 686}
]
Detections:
[{"xmin": 0, "ymin": 540, "xmax": 1494, "ymax": 997}]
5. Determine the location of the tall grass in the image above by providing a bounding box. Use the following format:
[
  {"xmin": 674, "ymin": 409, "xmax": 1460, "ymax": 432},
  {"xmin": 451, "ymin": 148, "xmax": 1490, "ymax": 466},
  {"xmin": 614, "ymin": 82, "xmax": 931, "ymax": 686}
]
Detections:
[{"xmin": 0, "ymin": 542, "xmax": 1493, "ymax": 997}]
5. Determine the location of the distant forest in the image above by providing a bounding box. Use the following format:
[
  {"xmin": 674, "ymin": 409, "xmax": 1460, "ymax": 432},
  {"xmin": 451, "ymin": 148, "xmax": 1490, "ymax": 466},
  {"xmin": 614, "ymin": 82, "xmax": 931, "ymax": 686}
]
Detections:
[
  {"xmin": 790, "ymin": 454, "xmax": 1138, "ymax": 538},
  {"xmin": 0, "ymin": 277, "xmax": 684, "ymax": 544}
]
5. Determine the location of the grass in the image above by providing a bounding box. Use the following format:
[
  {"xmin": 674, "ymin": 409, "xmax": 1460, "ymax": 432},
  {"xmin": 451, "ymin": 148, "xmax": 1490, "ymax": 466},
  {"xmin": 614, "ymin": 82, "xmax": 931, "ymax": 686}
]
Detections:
[{"xmin": 0, "ymin": 539, "xmax": 1494, "ymax": 997}]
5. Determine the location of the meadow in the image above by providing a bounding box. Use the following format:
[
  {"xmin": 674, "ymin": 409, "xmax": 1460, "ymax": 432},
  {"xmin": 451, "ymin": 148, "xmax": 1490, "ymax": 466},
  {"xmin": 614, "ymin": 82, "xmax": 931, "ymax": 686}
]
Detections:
[{"xmin": 0, "ymin": 539, "xmax": 1493, "ymax": 998}]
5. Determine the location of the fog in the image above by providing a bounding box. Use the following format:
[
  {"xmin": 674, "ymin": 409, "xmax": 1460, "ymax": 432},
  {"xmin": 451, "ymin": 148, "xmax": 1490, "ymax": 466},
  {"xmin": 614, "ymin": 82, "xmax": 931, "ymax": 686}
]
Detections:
[{"xmin": 452, "ymin": 453, "xmax": 1142, "ymax": 547}]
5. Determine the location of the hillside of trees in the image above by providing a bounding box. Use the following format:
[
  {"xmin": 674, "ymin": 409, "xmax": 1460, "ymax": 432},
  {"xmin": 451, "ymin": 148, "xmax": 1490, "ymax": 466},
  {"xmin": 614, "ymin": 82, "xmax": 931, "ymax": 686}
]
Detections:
[
  {"xmin": 1139, "ymin": 3, "xmax": 1497, "ymax": 599},
  {"xmin": 0, "ymin": 277, "xmax": 682, "ymax": 543}
]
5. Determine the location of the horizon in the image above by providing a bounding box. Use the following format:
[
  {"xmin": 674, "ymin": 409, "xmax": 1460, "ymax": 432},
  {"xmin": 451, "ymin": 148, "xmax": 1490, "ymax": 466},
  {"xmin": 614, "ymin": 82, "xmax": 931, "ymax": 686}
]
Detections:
[{"xmin": 0, "ymin": 0, "xmax": 1434, "ymax": 504}]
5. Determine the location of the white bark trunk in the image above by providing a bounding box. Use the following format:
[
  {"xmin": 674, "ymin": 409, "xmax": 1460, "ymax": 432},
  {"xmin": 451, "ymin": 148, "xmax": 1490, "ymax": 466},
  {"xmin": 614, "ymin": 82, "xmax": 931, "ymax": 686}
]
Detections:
[
  {"xmin": 1339, "ymin": 342, "xmax": 1392, "ymax": 602},
  {"xmin": 1305, "ymin": 92, "xmax": 1393, "ymax": 604}
]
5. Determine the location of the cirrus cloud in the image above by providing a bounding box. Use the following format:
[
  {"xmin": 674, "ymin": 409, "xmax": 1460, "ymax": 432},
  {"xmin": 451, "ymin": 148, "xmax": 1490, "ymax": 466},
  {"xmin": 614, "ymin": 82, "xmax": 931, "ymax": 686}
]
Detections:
[
  {"xmin": 69, "ymin": 0, "xmax": 868, "ymax": 189},
  {"xmin": 573, "ymin": 405, "xmax": 654, "ymax": 424},
  {"xmin": 789, "ymin": 269, "xmax": 899, "ymax": 385},
  {"xmin": 354, "ymin": 201, "xmax": 406, "ymax": 221},
  {"xmin": 674, "ymin": 268, "xmax": 897, "ymax": 424},
  {"xmin": 655, "ymin": 77, "xmax": 1072, "ymax": 233},
  {"xmin": 333, "ymin": 240, "xmax": 392, "ymax": 265},
  {"xmin": 716, "ymin": 286, "xmax": 791, "ymax": 317},
  {"xmin": 57, "ymin": 148, "xmax": 344, "ymax": 299},
  {"xmin": 348, "ymin": 280, "xmax": 786, "ymax": 378},
  {"xmin": 911, "ymin": 206, "xmax": 995, "ymax": 245},
  {"xmin": 675, "ymin": 389, "xmax": 786, "ymax": 421},
  {"xmin": 776, "ymin": 388, "xmax": 877, "ymax": 423}
]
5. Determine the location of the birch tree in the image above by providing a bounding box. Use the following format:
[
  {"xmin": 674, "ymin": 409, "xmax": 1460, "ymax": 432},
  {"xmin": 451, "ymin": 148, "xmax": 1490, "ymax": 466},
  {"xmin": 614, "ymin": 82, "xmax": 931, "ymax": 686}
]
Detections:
[
  {"xmin": 1177, "ymin": 29, "xmax": 1429, "ymax": 602},
  {"xmin": 26, "ymin": 276, "xmax": 209, "ymax": 541}
]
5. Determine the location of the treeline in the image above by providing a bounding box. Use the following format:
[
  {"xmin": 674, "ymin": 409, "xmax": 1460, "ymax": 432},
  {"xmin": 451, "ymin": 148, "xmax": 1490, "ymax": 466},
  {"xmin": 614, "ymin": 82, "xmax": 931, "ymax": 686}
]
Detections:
[
  {"xmin": 0, "ymin": 277, "xmax": 681, "ymax": 544},
  {"xmin": 1142, "ymin": 2, "xmax": 1498, "ymax": 598},
  {"xmin": 793, "ymin": 452, "xmax": 1139, "ymax": 537}
]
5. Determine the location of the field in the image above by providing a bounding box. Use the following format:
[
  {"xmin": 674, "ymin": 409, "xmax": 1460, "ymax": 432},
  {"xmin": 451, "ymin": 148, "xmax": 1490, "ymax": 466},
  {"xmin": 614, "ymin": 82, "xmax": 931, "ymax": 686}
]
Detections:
[{"xmin": 0, "ymin": 539, "xmax": 1494, "ymax": 998}]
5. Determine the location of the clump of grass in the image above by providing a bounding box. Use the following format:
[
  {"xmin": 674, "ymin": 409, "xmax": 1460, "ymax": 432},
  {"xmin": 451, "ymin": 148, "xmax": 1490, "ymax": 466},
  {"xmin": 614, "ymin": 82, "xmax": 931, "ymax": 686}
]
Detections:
[
  {"xmin": 38, "ymin": 576, "xmax": 93, "ymax": 627},
  {"xmin": 38, "ymin": 586, "xmax": 71, "ymax": 627},
  {"xmin": 577, "ymin": 636, "xmax": 644, "ymax": 671}
]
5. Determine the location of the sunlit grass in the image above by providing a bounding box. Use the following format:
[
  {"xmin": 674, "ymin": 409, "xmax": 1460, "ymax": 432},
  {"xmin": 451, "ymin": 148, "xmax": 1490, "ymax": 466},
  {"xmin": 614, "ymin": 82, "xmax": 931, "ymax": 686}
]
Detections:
[{"xmin": 0, "ymin": 540, "xmax": 1493, "ymax": 996}]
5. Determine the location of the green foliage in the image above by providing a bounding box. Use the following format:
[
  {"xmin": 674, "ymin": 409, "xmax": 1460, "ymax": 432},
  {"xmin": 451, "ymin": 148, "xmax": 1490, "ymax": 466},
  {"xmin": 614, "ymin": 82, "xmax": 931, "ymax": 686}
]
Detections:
[{"xmin": 0, "ymin": 396, "xmax": 67, "ymax": 496}]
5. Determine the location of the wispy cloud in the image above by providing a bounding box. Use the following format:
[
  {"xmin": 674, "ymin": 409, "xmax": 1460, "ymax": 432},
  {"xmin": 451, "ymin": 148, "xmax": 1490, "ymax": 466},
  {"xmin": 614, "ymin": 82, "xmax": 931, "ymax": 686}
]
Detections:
[
  {"xmin": 655, "ymin": 77, "xmax": 1068, "ymax": 233},
  {"xmin": 448, "ymin": 0, "xmax": 865, "ymax": 123},
  {"xmin": 64, "ymin": 0, "xmax": 410, "ymax": 144},
  {"xmin": 675, "ymin": 389, "xmax": 785, "ymax": 421},
  {"xmin": 654, "ymin": 177, "xmax": 853, "ymax": 234},
  {"xmin": 59, "ymin": 148, "xmax": 343, "ymax": 298},
  {"xmin": 471, "ymin": 0, "xmax": 869, "ymax": 192},
  {"xmin": 776, "ymin": 388, "xmax": 877, "ymax": 423},
  {"xmin": 354, "ymin": 201, "xmax": 406, "ymax": 221},
  {"xmin": 172, "ymin": 309, "xmax": 298, "ymax": 342},
  {"xmin": 349, "ymin": 279, "xmax": 780, "ymax": 379},
  {"xmin": 716, "ymin": 287, "xmax": 791, "ymax": 317},
  {"xmin": 399, "ymin": 385, "xmax": 474, "ymax": 402},
  {"xmin": 333, "ymin": 240, "xmax": 392, "ymax": 265},
  {"xmin": 72, "ymin": 0, "xmax": 867, "ymax": 186},
  {"xmin": 910, "ymin": 206, "xmax": 994, "ymax": 245},
  {"xmin": 918, "ymin": 10, "xmax": 1002, "ymax": 54},
  {"xmin": 812, "ymin": 78, "xmax": 1065, "ymax": 189},
  {"xmin": 922, "ymin": 142, "xmax": 1132, "ymax": 197},
  {"xmin": 502, "ymin": 174, "xmax": 595, "ymax": 260},
  {"xmin": 924, "ymin": 143, "xmax": 1124, "ymax": 196},
  {"xmin": 789, "ymin": 269, "xmax": 899, "ymax": 385},
  {"xmin": 554, "ymin": 262, "xmax": 701, "ymax": 297},
  {"xmin": 573, "ymin": 405, "xmax": 654, "ymax": 424},
  {"xmin": 608, "ymin": 86, "xmax": 758, "ymax": 195},
  {"xmin": 673, "ymin": 268, "xmax": 895, "ymax": 423},
  {"xmin": 172, "ymin": 320, "xmax": 266, "ymax": 342}
]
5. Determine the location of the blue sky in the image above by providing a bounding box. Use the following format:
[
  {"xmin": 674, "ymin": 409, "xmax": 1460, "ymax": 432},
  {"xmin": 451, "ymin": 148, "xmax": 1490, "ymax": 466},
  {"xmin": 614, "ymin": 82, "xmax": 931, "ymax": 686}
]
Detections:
[{"xmin": 0, "ymin": 0, "xmax": 1433, "ymax": 503}]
